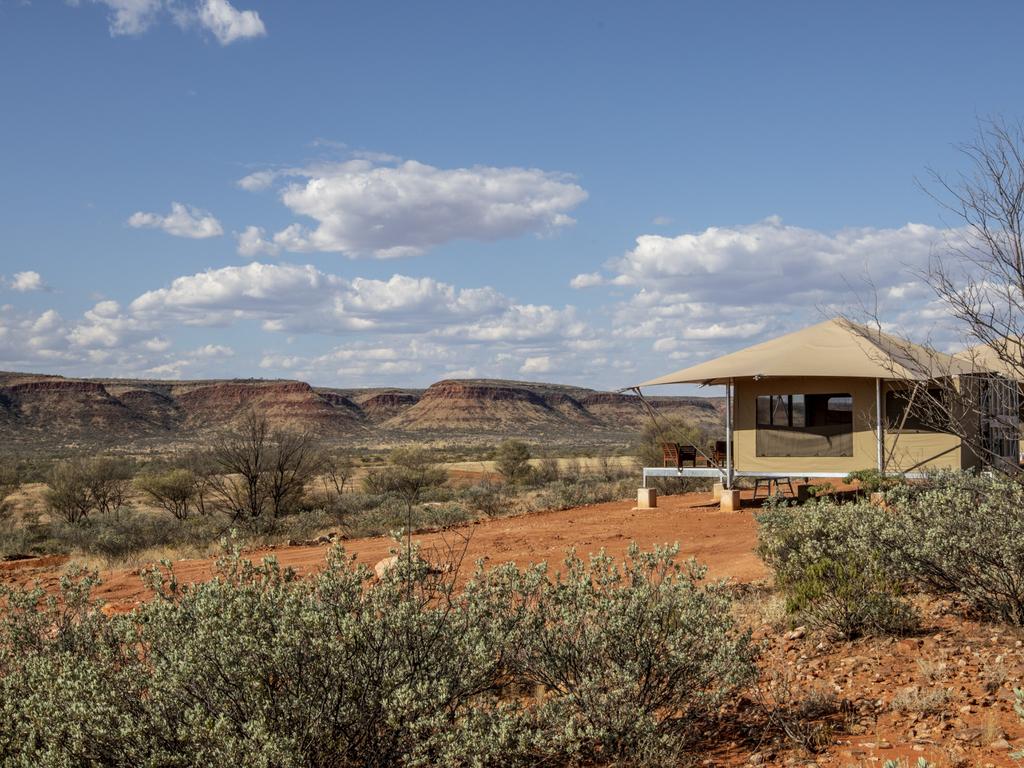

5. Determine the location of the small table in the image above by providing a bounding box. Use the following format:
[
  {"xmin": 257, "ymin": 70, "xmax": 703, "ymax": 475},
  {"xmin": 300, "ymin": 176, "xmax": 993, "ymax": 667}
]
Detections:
[{"xmin": 752, "ymin": 477, "xmax": 796, "ymax": 499}]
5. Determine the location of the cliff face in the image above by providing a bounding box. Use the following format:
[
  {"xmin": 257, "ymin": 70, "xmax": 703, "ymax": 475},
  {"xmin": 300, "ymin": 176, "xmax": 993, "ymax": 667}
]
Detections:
[
  {"xmin": 389, "ymin": 380, "xmax": 599, "ymax": 431},
  {"xmin": 0, "ymin": 371, "xmax": 722, "ymax": 449}
]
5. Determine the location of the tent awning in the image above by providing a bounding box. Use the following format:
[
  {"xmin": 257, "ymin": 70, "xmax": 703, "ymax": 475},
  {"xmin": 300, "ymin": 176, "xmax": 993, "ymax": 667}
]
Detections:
[{"xmin": 632, "ymin": 318, "xmax": 985, "ymax": 387}]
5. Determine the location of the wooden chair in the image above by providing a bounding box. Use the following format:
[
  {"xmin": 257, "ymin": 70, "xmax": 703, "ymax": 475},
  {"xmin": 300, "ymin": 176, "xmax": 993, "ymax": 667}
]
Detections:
[
  {"xmin": 712, "ymin": 440, "xmax": 733, "ymax": 466},
  {"xmin": 661, "ymin": 442, "xmax": 696, "ymax": 468}
]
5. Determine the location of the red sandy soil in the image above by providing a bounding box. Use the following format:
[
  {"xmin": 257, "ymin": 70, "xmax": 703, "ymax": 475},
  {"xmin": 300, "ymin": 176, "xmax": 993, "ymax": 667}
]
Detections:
[
  {"xmin": 0, "ymin": 491, "xmax": 767, "ymax": 613},
  {"xmin": 4, "ymin": 491, "xmax": 1024, "ymax": 767}
]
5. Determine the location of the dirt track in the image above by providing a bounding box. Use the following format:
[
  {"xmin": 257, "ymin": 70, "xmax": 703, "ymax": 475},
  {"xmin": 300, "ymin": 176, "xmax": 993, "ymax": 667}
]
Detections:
[{"xmin": 0, "ymin": 491, "xmax": 767, "ymax": 612}]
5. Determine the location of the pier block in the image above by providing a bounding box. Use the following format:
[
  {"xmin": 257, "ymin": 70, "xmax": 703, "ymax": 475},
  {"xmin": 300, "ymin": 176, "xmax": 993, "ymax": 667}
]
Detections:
[
  {"xmin": 720, "ymin": 489, "xmax": 742, "ymax": 512},
  {"xmin": 636, "ymin": 487, "xmax": 657, "ymax": 509},
  {"xmin": 712, "ymin": 482, "xmax": 724, "ymax": 501}
]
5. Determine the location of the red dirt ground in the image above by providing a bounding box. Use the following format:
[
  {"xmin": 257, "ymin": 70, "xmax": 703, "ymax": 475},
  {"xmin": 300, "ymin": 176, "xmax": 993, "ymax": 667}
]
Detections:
[
  {"xmin": 0, "ymin": 491, "xmax": 767, "ymax": 612},
  {"xmin": 4, "ymin": 491, "xmax": 1024, "ymax": 766}
]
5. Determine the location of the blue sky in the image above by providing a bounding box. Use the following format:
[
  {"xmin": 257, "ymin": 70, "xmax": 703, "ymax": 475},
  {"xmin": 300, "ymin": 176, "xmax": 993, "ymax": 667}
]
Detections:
[{"xmin": 1, "ymin": 1, "xmax": 1022, "ymax": 390}]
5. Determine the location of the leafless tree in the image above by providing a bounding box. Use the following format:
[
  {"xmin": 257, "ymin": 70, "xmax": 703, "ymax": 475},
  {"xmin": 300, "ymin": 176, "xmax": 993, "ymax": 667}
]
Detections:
[
  {"xmin": 843, "ymin": 118, "xmax": 1024, "ymax": 470},
  {"xmin": 264, "ymin": 427, "xmax": 324, "ymax": 518},
  {"xmin": 926, "ymin": 117, "xmax": 1024, "ymax": 378},
  {"xmin": 208, "ymin": 411, "xmax": 325, "ymax": 529}
]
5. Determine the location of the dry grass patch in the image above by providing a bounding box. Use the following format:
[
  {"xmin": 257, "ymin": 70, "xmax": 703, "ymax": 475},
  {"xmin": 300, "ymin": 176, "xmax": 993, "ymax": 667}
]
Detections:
[{"xmin": 889, "ymin": 684, "xmax": 952, "ymax": 715}]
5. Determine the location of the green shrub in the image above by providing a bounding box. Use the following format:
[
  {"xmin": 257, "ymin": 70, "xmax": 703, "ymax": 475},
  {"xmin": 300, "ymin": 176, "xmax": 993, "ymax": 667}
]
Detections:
[
  {"xmin": 136, "ymin": 468, "xmax": 199, "ymax": 520},
  {"xmin": 756, "ymin": 497, "xmax": 899, "ymax": 588},
  {"xmin": 878, "ymin": 471, "xmax": 1024, "ymax": 624},
  {"xmin": 759, "ymin": 471, "xmax": 1024, "ymax": 627},
  {"xmin": 494, "ymin": 440, "xmax": 532, "ymax": 484},
  {"xmin": 844, "ymin": 468, "xmax": 906, "ymax": 495},
  {"xmin": 517, "ymin": 545, "xmax": 757, "ymax": 764},
  {"xmin": 534, "ymin": 479, "xmax": 632, "ymax": 511},
  {"xmin": 0, "ymin": 543, "xmax": 756, "ymax": 767},
  {"xmin": 786, "ymin": 555, "xmax": 919, "ymax": 640},
  {"xmin": 463, "ymin": 480, "xmax": 511, "ymax": 518}
]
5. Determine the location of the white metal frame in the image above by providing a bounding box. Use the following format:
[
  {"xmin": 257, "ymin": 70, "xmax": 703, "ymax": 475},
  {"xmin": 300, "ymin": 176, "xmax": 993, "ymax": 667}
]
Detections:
[{"xmin": 641, "ymin": 466, "xmax": 929, "ymax": 485}]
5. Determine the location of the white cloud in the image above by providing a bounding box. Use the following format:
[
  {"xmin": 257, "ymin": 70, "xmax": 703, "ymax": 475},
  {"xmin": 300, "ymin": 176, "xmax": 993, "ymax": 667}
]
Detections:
[
  {"xmin": 259, "ymin": 340, "xmax": 455, "ymax": 382},
  {"xmin": 236, "ymin": 225, "xmax": 280, "ymax": 257},
  {"xmin": 192, "ymin": 343, "xmax": 235, "ymax": 357},
  {"xmin": 569, "ymin": 272, "xmax": 604, "ymax": 289},
  {"xmin": 126, "ymin": 262, "xmax": 583, "ymax": 346},
  {"xmin": 195, "ymin": 0, "xmax": 265, "ymax": 44},
  {"xmin": 71, "ymin": 0, "xmax": 265, "ymax": 44},
  {"xmin": 602, "ymin": 218, "xmax": 952, "ymax": 344},
  {"xmin": 520, "ymin": 355, "xmax": 553, "ymax": 374},
  {"xmin": 69, "ymin": 0, "xmax": 163, "ymax": 36},
  {"xmin": 9, "ymin": 271, "xmax": 46, "ymax": 292},
  {"xmin": 127, "ymin": 202, "xmax": 223, "ymax": 239},
  {"xmin": 238, "ymin": 157, "xmax": 587, "ymax": 258}
]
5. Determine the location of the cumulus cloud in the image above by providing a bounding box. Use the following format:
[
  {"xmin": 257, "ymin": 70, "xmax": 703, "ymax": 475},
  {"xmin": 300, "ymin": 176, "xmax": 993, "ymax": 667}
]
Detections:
[
  {"xmin": 9, "ymin": 271, "xmax": 47, "ymax": 292},
  {"xmin": 236, "ymin": 225, "xmax": 280, "ymax": 258},
  {"xmin": 126, "ymin": 262, "xmax": 579, "ymax": 344},
  {"xmin": 260, "ymin": 340, "xmax": 452, "ymax": 381},
  {"xmin": 598, "ymin": 218, "xmax": 954, "ymax": 345},
  {"xmin": 192, "ymin": 343, "xmax": 235, "ymax": 357},
  {"xmin": 68, "ymin": 0, "xmax": 163, "ymax": 36},
  {"xmin": 569, "ymin": 272, "xmax": 604, "ymax": 289},
  {"xmin": 127, "ymin": 202, "xmax": 223, "ymax": 239},
  {"xmin": 71, "ymin": 0, "xmax": 265, "ymax": 43},
  {"xmin": 237, "ymin": 157, "xmax": 588, "ymax": 258},
  {"xmin": 520, "ymin": 355, "xmax": 553, "ymax": 374},
  {"xmin": 194, "ymin": 0, "xmax": 265, "ymax": 44}
]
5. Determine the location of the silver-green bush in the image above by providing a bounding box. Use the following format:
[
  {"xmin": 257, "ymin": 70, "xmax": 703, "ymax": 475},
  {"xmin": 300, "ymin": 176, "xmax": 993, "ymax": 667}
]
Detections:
[
  {"xmin": 0, "ymin": 541, "xmax": 755, "ymax": 767},
  {"xmin": 759, "ymin": 471, "xmax": 1024, "ymax": 627}
]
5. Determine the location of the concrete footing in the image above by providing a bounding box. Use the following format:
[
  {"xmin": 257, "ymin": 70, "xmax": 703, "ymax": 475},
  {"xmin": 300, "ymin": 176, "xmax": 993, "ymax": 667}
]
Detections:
[
  {"xmin": 636, "ymin": 487, "xmax": 657, "ymax": 509},
  {"xmin": 720, "ymin": 489, "xmax": 742, "ymax": 512},
  {"xmin": 712, "ymin": 482, "xmax": 724, "ymax": 501}
]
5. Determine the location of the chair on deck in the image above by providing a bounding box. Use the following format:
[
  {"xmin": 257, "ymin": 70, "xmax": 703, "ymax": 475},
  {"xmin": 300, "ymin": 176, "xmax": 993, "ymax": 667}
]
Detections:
[
  {"xmin": 712, "ymin": 440, "xmax": 733, "ymax": 467},
  {"xmin": 661, "ymin": 442, "xmax": 697, "ymax": 468}
]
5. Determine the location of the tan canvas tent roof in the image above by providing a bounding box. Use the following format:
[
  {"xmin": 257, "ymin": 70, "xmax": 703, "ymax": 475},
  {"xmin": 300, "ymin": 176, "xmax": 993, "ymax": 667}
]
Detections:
[
  {"xmin": 957, "ymin": 341, "xmax": 1024, "ymax": 381},
  {"xmin": 634, "ymin": 318, "xmax": 977, "ymax": 387}
]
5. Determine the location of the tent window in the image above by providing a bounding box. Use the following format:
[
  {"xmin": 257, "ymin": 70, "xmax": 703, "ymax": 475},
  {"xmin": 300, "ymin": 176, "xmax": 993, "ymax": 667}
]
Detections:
[
  {"xmin": 755, "ymin": 393, "xmax": 854, "ymax": 457},
  {"xmin": 886, "ymin": 388, "xmax": 945, "ymax": 432}
]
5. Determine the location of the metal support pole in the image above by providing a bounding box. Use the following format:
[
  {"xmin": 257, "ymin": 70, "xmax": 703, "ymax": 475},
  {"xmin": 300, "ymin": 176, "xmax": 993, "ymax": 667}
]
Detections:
[
  {"xmin": 726, "ymin": 378, "xmax": 734, "ymax": 489},
  {"xmin": 875, "ymin": 378, "xmax": 884, "ymax": 473}
]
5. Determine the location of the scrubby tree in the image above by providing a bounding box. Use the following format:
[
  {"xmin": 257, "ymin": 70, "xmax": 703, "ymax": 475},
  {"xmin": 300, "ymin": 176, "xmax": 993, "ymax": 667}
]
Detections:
[
  {"xmin": 85, "ymin": 457, "xmax": 132, "ymax": 519},
  {"xmin": 845, "ymin": 118, "xmax": 1024, "ymax": 467},
  {"xmin": 44, "ymin": 460, "xmax": 95, "ymax": 525},
  {"xmin": 494, "ymin": 440, "xmax": 532, "ymax": 484},
  {"xmin": 321, "ymin": 452, "xmax": 355, "ymax": 499},
  {"xmin": 208, "ymin": 412, "xmax": 324, "ymax": 530},
  {"xmin": 363, "ymin": 447, "xmax": 447, "ymax": 557},
  {"xmin": 181, "ymin": 451, "xmax": 215, "ymax": 516},
  {"xmin": 136, "ymin": 469, "xmax": 199, "ymax": 521}
]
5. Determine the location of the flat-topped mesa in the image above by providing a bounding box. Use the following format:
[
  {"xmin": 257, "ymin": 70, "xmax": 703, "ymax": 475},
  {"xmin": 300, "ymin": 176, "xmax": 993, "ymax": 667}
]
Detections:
[
  {"xmin": 0, "ymin": 378, "xmax": 157, "ymax": 438},
  {"xmin": 386, "ymin": 379, "xmax": 593, "ymax": 432},
  {"xmin": 354, "ymin": 391, "xmax": 420, "ymax": 420},
  {"xmin": 578, "ymin": 392, "xmax": 634, "ymax": 406},
  {"xmin": 0, "ymin": 370, "xmax": 723, "ymax": 448},
  {"xmin": 171, "ymin": 381, "xmax": 362, "ymax": 430}
]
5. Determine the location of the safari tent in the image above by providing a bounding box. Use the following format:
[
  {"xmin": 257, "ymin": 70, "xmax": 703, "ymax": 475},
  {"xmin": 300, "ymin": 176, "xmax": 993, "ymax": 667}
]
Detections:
[{"xmin": 633, "ymin": 318, "xmax": 1021, "ymax": 488}]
